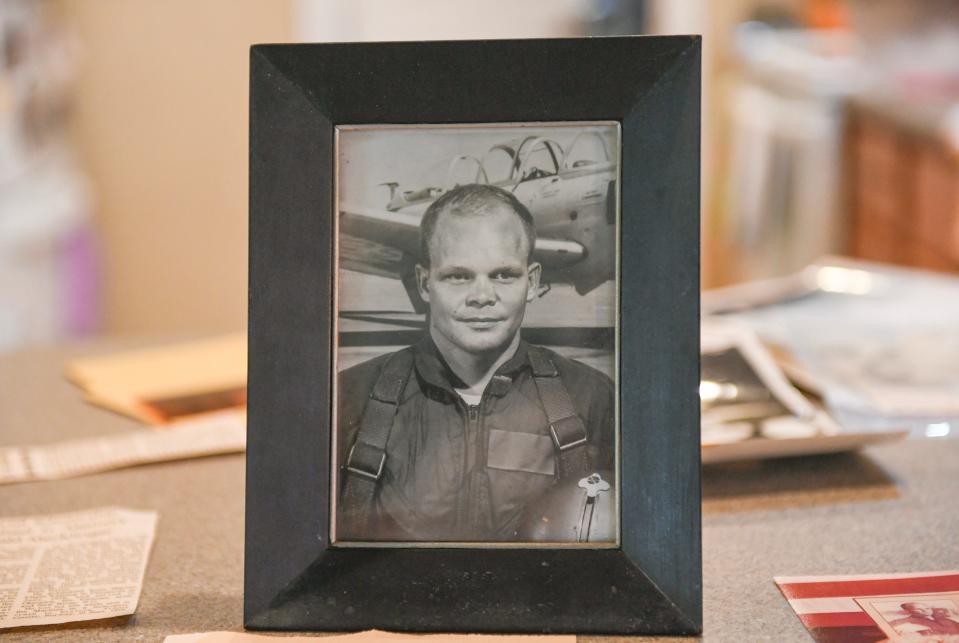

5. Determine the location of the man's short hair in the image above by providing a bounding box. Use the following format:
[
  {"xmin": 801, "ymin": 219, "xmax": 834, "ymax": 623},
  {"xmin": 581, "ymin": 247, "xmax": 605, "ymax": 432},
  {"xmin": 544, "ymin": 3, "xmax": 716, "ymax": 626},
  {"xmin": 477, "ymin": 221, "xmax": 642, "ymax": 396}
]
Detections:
[{"xmin": 419, "ymin": 184, "xmax": 537, "ymax": 266}]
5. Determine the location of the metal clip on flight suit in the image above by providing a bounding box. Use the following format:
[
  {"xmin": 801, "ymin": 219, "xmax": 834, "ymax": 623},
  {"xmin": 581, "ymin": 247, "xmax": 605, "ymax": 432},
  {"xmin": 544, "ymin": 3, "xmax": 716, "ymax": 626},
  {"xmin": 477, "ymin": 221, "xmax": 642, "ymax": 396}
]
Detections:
[{"xmin": 340, "ymin": 346, "xmax": 590, "ymax": 533}]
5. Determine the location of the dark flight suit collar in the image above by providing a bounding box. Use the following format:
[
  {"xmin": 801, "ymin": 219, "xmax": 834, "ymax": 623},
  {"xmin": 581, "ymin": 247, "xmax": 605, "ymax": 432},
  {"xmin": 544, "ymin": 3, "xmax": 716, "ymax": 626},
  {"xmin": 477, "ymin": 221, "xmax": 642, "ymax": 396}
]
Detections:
[{"xmin": 412, "ymin": 333, "xmax": 532, "ymax": 399}]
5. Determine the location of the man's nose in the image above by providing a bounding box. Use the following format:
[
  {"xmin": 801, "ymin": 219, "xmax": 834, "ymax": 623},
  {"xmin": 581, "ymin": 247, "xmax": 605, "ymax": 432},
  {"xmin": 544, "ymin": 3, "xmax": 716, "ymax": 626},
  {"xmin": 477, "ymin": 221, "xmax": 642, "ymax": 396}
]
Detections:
[{"xmin": 466, "ymin": 277, "xmax": 496, "ymax": 306}]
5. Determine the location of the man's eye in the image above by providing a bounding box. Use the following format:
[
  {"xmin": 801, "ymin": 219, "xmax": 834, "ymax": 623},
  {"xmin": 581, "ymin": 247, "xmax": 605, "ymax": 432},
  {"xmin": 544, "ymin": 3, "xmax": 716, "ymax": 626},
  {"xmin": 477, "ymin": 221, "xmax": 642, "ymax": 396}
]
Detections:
[
  {"xmin": 492, "ymin": 271, "xmax": 520, "ymax": 283},
  {"xmin": 443, "ymin": 273, "xmax": 471, "ymax": 283}
]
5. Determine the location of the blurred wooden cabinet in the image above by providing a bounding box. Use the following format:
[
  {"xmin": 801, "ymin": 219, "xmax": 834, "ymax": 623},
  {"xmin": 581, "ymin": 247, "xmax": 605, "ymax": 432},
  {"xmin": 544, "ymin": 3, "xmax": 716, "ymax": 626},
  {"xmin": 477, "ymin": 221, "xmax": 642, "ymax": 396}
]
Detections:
[{"xmin": 846, "ymin": 98, "xmax": 959, "ymax": 273}]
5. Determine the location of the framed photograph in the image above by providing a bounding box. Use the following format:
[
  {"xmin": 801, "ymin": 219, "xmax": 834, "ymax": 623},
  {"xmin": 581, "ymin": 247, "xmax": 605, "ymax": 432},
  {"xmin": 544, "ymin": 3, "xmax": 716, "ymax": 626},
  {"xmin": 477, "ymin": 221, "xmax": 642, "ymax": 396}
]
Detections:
[{"xmin": 246, "ymin": 37, "xmax": 701, "ymax": 635}]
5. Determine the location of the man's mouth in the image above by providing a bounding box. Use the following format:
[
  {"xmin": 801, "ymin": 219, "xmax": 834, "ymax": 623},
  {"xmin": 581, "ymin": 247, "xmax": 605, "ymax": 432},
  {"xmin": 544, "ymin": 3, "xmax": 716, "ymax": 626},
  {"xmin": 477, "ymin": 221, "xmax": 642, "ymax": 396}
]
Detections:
[{"xmin": 458, "ymin": 317, "xmax": 505, "ymax": 329}]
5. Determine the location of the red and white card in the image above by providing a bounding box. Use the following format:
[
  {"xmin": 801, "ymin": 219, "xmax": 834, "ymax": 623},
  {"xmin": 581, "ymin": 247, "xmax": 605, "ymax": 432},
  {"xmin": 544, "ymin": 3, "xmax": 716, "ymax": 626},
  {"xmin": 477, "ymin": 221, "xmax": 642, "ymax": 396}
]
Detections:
[{"xmin": 776, "ymin": 571, "xmax": 959, "ymax": 642}]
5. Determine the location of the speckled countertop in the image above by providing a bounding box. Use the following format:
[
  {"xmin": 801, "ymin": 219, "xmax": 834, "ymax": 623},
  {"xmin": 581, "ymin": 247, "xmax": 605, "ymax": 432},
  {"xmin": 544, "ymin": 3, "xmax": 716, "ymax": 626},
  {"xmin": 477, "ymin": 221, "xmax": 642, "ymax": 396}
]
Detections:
[{"xmin": 1, "ymin": 339, "xmax": 957, "ymax": 642}]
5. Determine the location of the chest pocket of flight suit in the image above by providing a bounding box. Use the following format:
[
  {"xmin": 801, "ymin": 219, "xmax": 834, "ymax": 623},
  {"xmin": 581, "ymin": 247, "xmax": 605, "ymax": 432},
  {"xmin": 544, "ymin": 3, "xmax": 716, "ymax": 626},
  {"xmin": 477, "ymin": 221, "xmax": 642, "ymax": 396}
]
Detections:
[{"xmin": 486, "ymin": 429, "xmax": 555, "ymax": 476}]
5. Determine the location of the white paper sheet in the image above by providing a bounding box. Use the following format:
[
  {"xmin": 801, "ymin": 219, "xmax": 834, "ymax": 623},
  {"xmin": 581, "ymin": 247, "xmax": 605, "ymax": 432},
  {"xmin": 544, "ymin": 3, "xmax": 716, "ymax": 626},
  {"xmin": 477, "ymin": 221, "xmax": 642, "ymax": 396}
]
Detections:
[
  {"xmin": 164, "ymin": 629, "xmax": 573, "ymax": 643},
  {"xmin": 0, "ymin": 410, "xmax": 245, "ymax": 484},
  {"xmin": 719, "ymin": 258, "xmax": 959, "ymax": 433},
  {"xmin": 0, "ymin": 507, "xmax": 157, "ymax": 629}
]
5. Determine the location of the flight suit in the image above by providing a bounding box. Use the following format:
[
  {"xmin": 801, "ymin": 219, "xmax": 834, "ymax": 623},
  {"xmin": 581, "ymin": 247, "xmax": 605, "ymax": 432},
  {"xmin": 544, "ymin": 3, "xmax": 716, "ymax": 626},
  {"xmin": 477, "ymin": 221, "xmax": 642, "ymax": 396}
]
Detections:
[{"xmin": 336, "ymin": 334, "xmax": 614, "ymax": 542}]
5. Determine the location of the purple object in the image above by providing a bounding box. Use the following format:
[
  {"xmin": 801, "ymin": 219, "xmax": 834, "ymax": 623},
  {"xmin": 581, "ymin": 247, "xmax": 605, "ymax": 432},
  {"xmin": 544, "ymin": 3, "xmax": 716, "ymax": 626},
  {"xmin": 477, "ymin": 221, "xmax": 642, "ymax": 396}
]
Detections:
[{"xmin": 60, "ymin": 224, "xmax": 100, "ymax": 337}]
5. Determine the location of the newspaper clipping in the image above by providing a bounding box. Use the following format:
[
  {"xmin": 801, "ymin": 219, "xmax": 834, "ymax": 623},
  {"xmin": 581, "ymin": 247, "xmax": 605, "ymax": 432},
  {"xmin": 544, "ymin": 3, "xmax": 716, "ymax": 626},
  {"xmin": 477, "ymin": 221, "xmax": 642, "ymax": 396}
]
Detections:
[
  {"xmin": 0, "ymin": 507, "xmax": 157, "ymax": 629},
  {"xmin": 0, "ymin": 410, "xmax": 245, "ymax": 484}
]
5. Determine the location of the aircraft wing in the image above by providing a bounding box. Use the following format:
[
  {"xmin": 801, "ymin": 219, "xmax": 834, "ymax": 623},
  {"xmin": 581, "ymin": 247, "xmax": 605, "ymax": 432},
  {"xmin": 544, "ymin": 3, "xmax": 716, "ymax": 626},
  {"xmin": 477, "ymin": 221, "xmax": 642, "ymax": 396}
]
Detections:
[
  {"xmin": 340, "ymin": 203, "xmax": 421, "ymax": 256},
  {"xmin": 338, "ymin": 203, "xmax": 420, "ymax": 280}
]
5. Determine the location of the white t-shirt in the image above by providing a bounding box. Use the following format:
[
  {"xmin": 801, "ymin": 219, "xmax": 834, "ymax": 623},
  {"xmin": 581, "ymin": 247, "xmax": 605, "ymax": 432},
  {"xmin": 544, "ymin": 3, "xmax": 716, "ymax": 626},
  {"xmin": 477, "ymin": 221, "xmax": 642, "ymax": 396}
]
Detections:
[{"xmin": 456, "ymin": 390, "xmax": 483, "ymax": 407}]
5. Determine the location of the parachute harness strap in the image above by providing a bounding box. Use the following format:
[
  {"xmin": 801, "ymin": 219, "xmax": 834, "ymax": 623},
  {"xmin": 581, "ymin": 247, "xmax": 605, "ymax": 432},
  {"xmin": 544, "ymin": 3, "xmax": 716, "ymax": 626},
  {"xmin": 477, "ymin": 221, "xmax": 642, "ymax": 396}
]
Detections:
[
  {"xmin": 340, "ymin": 348, "xmax": 414, "ymax": 534},
  {"xmin": 528, "ymin": 347, "xmax": 590, "ymax": 479}
]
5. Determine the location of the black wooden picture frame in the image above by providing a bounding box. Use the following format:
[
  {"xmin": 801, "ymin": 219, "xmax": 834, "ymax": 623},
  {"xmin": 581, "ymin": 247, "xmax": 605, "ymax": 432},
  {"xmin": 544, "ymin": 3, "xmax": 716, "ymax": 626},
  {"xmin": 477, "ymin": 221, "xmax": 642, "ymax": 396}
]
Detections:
[{"xmin": 246, "ymin": 36, "xmax": 701, "ymax": 635}]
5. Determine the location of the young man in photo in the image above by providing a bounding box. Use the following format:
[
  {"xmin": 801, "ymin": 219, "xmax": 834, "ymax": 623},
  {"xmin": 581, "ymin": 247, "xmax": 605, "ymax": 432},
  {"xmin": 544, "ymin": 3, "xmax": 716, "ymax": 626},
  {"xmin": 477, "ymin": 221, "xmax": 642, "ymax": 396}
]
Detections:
[
  {"xmin": 887, "ymin": 602, "xmax": 941, "ymax": 636},
  {"xmin": 336, "ymin": 184, "xmax": 614, "ymax": 542}
]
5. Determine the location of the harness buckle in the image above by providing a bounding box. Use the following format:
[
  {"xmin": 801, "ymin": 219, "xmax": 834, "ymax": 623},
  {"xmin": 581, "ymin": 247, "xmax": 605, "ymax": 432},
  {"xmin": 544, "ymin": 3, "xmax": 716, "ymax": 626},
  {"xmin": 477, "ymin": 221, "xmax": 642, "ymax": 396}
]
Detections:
[
  {"xmin": 549, "ymin": 415, "xmax": 588, "ymax": 452},
  {"xmin": 346, "ymin": 442, "xmax": 386, "ymax": 480}
]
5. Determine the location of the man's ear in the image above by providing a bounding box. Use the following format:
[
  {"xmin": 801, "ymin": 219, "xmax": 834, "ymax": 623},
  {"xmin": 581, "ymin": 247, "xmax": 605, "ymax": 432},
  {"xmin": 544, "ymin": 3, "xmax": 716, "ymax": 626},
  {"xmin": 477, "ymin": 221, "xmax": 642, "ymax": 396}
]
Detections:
[
  {"xmin": 526, "ymin": 262, "xmax": 542, "ymax": 302},
  {"xmin": 414, "ymin": 264, "xmax": 430, "ymax": 302}
]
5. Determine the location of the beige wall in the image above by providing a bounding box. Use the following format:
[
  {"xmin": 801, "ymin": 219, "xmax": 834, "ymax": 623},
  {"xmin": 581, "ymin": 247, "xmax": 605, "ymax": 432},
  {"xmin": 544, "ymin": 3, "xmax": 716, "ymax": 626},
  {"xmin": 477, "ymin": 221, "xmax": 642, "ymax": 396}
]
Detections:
[
  {"xmin": 292, "ymin": 0, "xmax": 581, "ymax": 41},
  {"xmin": 56, "ymin": 0, "xmax": 292, "ymax": 334}
]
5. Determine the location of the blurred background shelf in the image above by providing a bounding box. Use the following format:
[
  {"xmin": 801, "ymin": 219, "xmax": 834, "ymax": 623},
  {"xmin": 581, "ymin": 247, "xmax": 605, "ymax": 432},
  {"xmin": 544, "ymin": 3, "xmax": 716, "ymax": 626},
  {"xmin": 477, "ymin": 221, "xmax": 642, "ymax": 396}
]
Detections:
[{"xmin": 846, "ymin": 93, "xmax": 959, "ymax": 272}]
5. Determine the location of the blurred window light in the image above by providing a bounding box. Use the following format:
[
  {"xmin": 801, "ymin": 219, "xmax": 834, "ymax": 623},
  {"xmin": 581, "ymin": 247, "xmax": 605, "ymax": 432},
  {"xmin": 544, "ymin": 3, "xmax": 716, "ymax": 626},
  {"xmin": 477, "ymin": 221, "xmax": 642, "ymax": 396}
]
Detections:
[
  {"xmin": 812, "ymin": 266, "xmax": 874, "ymax": 295},
  {"xmin": 700, "ymin": 380, "xmax": 739, "ymax": 403},
  {"xmin": 925, "ymin": 422, "xmax": 951, "ymax": 438}
]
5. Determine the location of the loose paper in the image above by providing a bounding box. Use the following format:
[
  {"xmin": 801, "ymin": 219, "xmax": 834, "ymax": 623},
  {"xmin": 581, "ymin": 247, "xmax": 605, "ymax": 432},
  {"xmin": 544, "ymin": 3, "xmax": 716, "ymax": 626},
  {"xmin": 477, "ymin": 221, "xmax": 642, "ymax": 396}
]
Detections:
[
  {"xmin": 66, "ymin": 333, "xmax": 246, "ymax": 400},
  {"xmin": 0, "ymin": 507, "xmax": 157, "ymax": 629},
  {"xmin": 0, "ymin": 410, "xmax": 245, "ymax": 484},
  {"xmin": 164, "ymin": 630, "xmax": 573, "ymax": 643},
  {"xmin": 699, "ymin": 320, "xmax": 907, "ymax": 462},
  {"xmin": 777, "ymin": 570, "xmax": 959, "ymax": 642},
  {"xmin": 65, "ymin": 333, "xmax": 247, "ymax": 424},
  {"xmin": 718, "ymin": 258, "xmax": 959, "ymax": 432}
]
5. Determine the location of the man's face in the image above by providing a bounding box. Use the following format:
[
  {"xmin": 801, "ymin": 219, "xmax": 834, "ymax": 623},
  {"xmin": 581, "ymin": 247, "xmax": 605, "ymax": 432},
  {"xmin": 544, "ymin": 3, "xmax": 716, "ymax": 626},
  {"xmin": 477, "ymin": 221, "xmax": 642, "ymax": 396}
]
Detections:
[
  {"xmin": 416, "ymin": 205, "xmax": 541, "ymax": 358},
  {"xmin": 903, "ymin": 603, "xmax": 932, "ymax": 618}
]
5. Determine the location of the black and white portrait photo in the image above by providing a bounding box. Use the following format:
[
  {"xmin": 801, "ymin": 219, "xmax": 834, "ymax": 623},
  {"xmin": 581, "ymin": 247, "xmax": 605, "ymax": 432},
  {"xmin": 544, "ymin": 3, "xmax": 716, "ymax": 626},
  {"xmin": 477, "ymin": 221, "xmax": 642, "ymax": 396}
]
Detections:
[{"xmin": 331, "ymin": 123, "xmax": 620, "ymax": 545}]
